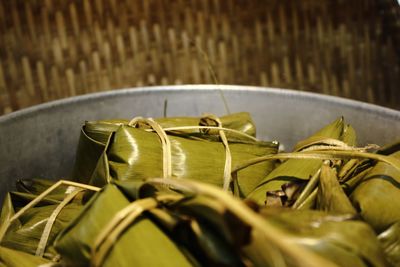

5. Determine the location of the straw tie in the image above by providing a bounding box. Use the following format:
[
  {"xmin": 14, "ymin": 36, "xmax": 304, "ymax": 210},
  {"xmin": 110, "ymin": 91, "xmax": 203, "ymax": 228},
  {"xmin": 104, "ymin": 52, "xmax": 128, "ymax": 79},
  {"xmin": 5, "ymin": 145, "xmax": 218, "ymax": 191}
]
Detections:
[
  {"xmin": 128, "ymin": 117, "xmax": 172, "ymax": 179},
  {"xmin": 294, "ymin": 137, "xmax": 379, "ymax": 153},
  {"xmin": 36, "ymin": 188, "xmax": 84, "ymax": 257},
  {"xmin": 200, "ymin": 113, "xmax": 232, "ymax": 192}
]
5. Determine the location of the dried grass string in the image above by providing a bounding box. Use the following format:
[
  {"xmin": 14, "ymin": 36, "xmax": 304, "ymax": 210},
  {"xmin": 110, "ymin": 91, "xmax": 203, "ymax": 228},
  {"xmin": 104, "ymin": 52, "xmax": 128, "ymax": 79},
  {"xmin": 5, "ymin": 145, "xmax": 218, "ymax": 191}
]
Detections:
[{"xmin": 35, "ymin": 188, "xmax": 84, "ymax": 257}]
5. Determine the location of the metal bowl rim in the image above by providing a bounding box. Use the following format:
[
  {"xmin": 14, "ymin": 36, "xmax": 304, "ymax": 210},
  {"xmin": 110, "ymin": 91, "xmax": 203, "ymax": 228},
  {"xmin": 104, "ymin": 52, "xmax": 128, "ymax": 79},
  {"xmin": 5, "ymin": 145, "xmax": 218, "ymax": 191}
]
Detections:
[{"xmin": 1, "ymin": 84, "xmax": 399, "ymax": 123}]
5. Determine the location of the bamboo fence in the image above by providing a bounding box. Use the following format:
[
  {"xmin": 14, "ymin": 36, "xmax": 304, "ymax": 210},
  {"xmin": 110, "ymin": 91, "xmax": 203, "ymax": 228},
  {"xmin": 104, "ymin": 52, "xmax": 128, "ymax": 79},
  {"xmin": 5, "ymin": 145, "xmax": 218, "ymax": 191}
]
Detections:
[{"xmin": 0, "ymin": 0, "xmax": 399, "ymax": 114}]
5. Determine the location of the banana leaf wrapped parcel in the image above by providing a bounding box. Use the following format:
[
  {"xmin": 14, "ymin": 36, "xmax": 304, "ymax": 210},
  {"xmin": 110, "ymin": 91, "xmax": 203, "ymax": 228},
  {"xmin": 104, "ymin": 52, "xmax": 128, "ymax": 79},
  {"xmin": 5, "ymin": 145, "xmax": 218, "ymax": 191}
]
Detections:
[
  {"xmin": 73, "ymin": 112, "xmax": 257, "ymax": 183},
  {"xmin": 88, "ymin": 117, "xmax": 278, "ymax": 197},
  {"xmin": 259, "ymin": 209, "xmax": 389, "ymax": 267},
  {"xmin": 350, "ymin": 151, "xmax": 400, "ymax": 233},
  {"xmin": 54, "ymin": 182, "xmax": 195, "ymax": 267},
  {"xmin": 55, "ymin": 179, "xmax": 341, "ymax": 267},
  {"xmin": 350, "ymin": 151, "xmax": 400, "ymax": 266},
  {"xmin": 0, "ymin": 179, "xmax": 98, "ymax": 260},
  {"xmin": 315, "ymin": 164, "xmax": 357, "ymax": 215},
  {"xmin": 247, "ymin": 117, "xmax": 357, "ymax": 206}
]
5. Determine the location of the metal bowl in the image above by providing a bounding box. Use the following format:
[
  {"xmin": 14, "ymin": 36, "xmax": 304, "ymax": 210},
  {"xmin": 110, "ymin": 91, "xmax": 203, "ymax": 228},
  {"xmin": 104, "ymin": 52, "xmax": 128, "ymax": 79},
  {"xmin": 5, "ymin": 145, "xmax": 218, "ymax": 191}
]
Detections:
[{"xmin": 1, "ymin": 85, "xmax": 399, "ymax": 200}]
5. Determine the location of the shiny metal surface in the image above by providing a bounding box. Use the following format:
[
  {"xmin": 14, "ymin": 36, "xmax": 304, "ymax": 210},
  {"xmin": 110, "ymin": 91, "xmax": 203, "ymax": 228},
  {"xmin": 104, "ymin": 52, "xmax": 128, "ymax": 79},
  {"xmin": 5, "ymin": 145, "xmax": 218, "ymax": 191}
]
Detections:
[{"xmin": 0, "ymin": 85, "xmax": 399, "ymax": 200}]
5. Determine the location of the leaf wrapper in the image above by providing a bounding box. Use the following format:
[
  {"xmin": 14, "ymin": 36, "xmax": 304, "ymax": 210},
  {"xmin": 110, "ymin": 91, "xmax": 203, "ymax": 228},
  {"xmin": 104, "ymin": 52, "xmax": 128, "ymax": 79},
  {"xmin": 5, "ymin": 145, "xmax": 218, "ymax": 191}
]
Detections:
[
  {"xmin": 316, "ymin": 164, "xmax": 356, "ymax": 215},
  {"xmin": 73, "ymin": 112, "xmax": 257, "ymax": 183},
  {"xmin": 350, "ymin": 151, "xmax": 400, "ymax": 233},
  {"xmin": 0, "ymin": 246, "xmax": 50, "ymax": 267},
  {"xmin": 54, "ymin": 184, "xmax": 193, "ymax": 267},
  {"xmin": 89, "ymin": 125, "xmax": 278, "ymax": 197},
  {"xmin": 378, "ymin": 221, "xmax": 400, "ymax": 266},
  {"xmin": 0, "ymin": 180, "xmax": 85, "ymax": 259},
  {"xmin": 260, "ymin": 209, "xmax": 388, "ymax": 267},
  {"xmin": 247, "ymin": 117, "xmax": 346, "ymax": 205}
]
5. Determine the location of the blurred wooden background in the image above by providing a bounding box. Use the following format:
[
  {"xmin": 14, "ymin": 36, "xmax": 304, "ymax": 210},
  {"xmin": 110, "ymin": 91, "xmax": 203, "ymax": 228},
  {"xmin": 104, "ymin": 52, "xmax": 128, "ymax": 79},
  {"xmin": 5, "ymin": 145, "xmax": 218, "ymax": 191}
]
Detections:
[{"xmin": 0, "ymin": 0, "xmax": 399, "ymax": 115}]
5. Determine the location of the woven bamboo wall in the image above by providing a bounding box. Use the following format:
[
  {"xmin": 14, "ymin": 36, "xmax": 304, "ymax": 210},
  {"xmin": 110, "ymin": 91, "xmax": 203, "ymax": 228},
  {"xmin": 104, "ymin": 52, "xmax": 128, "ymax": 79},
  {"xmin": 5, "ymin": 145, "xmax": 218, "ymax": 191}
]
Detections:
[{"xmin": 0, "ymin": 0, "xmax": 399, "ymax": 114}]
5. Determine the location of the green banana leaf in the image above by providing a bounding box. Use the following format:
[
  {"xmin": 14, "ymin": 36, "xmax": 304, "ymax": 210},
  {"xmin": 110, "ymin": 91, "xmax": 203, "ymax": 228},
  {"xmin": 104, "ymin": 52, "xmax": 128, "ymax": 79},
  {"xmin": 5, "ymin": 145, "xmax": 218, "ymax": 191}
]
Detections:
[
  {"xmin": 350, "ymin": 151, "xmax": 400, "ymax": 233},
  {"xmin": 260, "ymin": 209, "xmax": 389, "ymax": 267},
  {"xmin": 0, "ymin": 180, "xmax": 86, "ymax": 259},
  {"xmin": 339, "ymin": 138, "xmax": 397, "ymax": 194},
  {"xmin": 340, "ymin": 124, "xmax": 357, "ymax": 148},
  {"xmin": 376, "ymin": 140, "xmax": 400, "ymax": 156},
  {"xmin": 341, "ymin": 162, "xmax": 373, "ymax": 194},
  {"xmin": 115, "ymin": 179, "xmax": 312, "ymax": 266},
  {"xmin": 127, "ymin": 179, "xmax": 252, "ymax": 265},
  {"xmin": 378, "ymin": 221, "xmax": 400, "ymax": 266},
  {"xmin": 339, "ymin": 158, "xmax": 372, "ymax": 182},
  {"xmin": 293, "ymin": 117, "xmax": 347, "ymax": 151},
  {"xmin": 141, "ymin": 178, "xmax": 340, "ymax": 267},
  {"xmin": 89, "ymin": 125, "xmax": 278, "ymax": 197},
  {"xmin": 56, "ymin": 178, "xmax": 342, "ymax": 267},
  {"xmin": 0, "ymin": 246, "xmax": 51, "ymax": 267},
  {"xmin": 56, "ymin": 179, "xmax": 245, "ymax": 266},
  {"xmin": 0, "ymin": 194, "xmax": 17, "ymax": 246},
  {"xmin": 54, "ymin": 183, "xmax": 194, "ymax": 267},
  {"xmin": 316, "ymin": 164, "xmax": 356, "ymax": 215},
  {"xmin": 73, "ymin": 112, "xmax": 257, "ymax": 183},
  {"xmin": 148, "ymin": 196, "xmax": 248, "ymax": 266},
  {"xmin": 85, "ymin": 112, "xmax": 256, "ymax": 143},
  {"xmin": 339, "ymin": 135, "xmax": 396, "ymax": 194},
  {"xmin": 73, "ymin": 129, "xmax": 106, "ymax": 184},
  {"xmin": 247, "ymin": 117, "xmax": 347, "ymax": 205},
  {"xmin": 15, "ymin": 178, "xmax": 77, "ymax": 201},
  {"xmin": 16, "ymin": 179, "xmax": 60, "ymax": 195}
]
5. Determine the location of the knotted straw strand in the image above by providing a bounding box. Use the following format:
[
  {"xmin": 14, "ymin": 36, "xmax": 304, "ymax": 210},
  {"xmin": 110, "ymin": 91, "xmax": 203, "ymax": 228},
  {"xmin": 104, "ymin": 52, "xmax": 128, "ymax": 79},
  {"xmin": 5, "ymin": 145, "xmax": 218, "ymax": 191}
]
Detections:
[
  {"xmin": 36, "ymin": 188, "xmax": 84, "ymax": 257},
  {"xmin": 200, "ymin": 113, "xmax": 232, "ymax": 191}
]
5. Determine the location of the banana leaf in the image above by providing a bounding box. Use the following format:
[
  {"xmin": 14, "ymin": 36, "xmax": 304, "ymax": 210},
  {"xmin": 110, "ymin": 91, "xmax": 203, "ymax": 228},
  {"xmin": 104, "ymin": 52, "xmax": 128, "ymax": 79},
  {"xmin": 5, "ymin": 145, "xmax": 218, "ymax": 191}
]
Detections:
[
  {"xmin": 16, "ymin": 179, "xmax": 59, "ymax": 195},
  {"xmin": 73, "ymin": 112, "xmax": 257, "ymax": 183},
  {"xmin": 378, "ymin": 221, "xmax": 400, "ymax": 266},
  {"xmin": 15, "ymin": 178, "xmax": 78, "ymax": 201},
  {"xmin": 316, "ymin": 164, "xmax": 356, "ymax": 215},
  {"xmin": 148, "ymin": 196, "xmax": 248, "ymax": 266},
  {"xmin": 0, "ymin": 193, "xmax": 83, "ymax": 259},
  {"xmin": 376, "ymin": 140, "xmax": 400, "ymax": 156},
  {"xmin": 340, "ymin": 124, "xmax": 357, "ymax": 148},
  {"xmin": 73, "ymin": 129, "xmax": 106, "ymax": 184},
  {"xmin": 0, "ymin": 180, "xmax": 87, "ymax": 259},
  {"xmin": 0, "ymin": 179, "xmax": 79, "ymax": 228},
  {"xmin": 0, "ymin": 194, "xmax": 16, "ymax": 246},
  {"xmin": 89, "ymin": 124, "xmax": 278, "ymax": 197},
  {"xmin": 0, "ymin": 246, "xmax": 51, "ymax": 267},
  {"xmin": 247, "ymin": 117, "xmax": 347, "ymax": 205},
  {"xmin": 341, "ymin": 163, "xmax": 373, "ymax": 194},
  {"xmin": 56, "ymin": 177, "xmax": 343, "ymax": 267},
  {"xmin": 339, "ymin": 157, "xmax": 373, "ymax": 182},
  {"xmin": 85, "ymin": 112, "xmax": 256, "ymax": 144},
  {"xmin": 170, "ymin": 195, "xmax": 249, "ymax": 258},
  {"xmin": 114, "ymin": 180, "xmax": 298, "ymax": 266},
  {"xmin": 350, "ymin": 151, "xmax": 400, "ymax": 233},
  {"xmin": 56, "ymin": 179, "xmax": 245, "ymax": 266},
  {"xmin": 54, "ymin": 183, "xmax": 194, "ymax": 267},
  {"xmin": 142, "ymin": 178, "xmax": 340, "ymax": 267},
  {"xmin": 260, "ymin": 209, "xmax": 389, "ymax": 267},
  {"xmin": 293, "ymin": 117, "xmax": 348, "ymax": 151}
]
